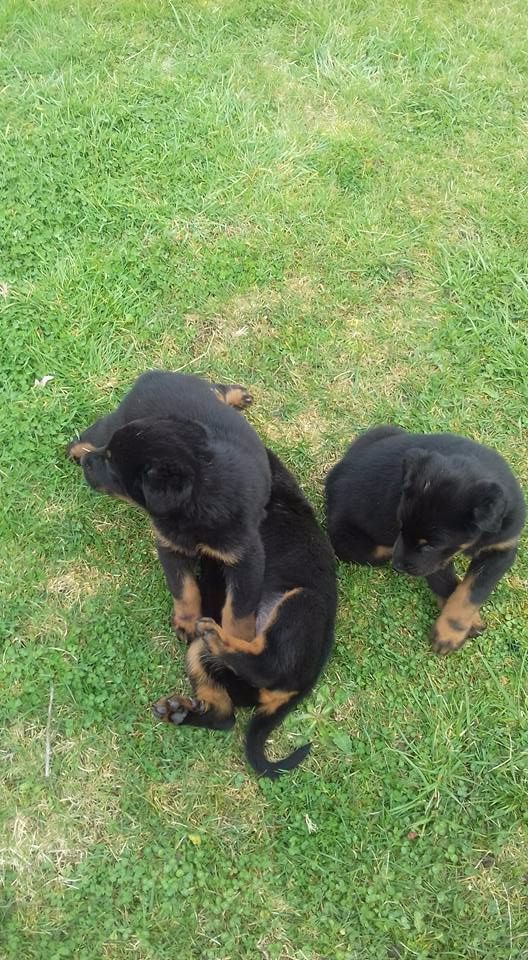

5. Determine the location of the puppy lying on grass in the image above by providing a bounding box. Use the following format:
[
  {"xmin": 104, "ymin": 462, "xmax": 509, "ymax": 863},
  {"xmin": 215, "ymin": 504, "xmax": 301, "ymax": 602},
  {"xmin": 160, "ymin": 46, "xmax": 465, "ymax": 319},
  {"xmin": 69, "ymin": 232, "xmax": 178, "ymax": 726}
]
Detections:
[
  {"xmin": 325, "ymin": 426, "xmax": 525, "ymax": 654},
  {"xmin": 68, "ymin": 370, "xmax": 270, "ymax": 643},
  {"xmin": 153, "ymin": 448, "xmax": 336, "ymax": 778}
]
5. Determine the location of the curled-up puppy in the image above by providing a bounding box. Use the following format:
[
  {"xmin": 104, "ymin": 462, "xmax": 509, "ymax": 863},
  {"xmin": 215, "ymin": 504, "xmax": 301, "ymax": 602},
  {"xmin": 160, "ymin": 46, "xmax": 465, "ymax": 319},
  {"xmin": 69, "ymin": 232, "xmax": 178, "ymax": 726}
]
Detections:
[
  {"xmin": 325, "ymin": 426, "xmax": 525, "ymax": 654},
  {"xmin": 153, "ymin": 450, "xmax": 337, "ymax": 778},
  {"xmin": 67, "ymin": 370, "xmax": 270, "ymax": 642}
]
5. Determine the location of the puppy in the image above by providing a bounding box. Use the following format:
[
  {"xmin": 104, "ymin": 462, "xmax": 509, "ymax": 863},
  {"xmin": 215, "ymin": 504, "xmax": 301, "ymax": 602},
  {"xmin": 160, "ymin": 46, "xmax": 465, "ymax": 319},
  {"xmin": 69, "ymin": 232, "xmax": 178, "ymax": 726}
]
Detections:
[
  {"xmin": 68, "ymin": 370, "xmax": 270, "ymax": 642},
  {"xmin": 325, "ymin": 426, "xmax": 525, "ymax": 654},
  {"xmin": 153, "ymin": 449, "xmax": 337, "ymax": 778}
]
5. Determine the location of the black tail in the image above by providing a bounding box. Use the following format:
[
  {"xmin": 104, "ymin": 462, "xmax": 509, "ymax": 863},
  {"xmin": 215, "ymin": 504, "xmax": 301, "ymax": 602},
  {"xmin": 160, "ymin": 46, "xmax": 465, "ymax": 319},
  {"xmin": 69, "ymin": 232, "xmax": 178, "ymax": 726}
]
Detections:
[{"xmin": 245, "ymin": 699, "xmax": 310, "ymax": 779}]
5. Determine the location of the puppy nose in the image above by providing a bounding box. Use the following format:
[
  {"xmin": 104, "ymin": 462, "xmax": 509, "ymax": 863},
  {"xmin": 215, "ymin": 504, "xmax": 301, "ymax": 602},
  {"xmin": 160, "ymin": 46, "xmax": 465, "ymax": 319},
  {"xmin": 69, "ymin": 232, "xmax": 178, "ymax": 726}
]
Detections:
[{"xmin": 392, "ymin": 558, "xmax": 407, "ymax": 574}]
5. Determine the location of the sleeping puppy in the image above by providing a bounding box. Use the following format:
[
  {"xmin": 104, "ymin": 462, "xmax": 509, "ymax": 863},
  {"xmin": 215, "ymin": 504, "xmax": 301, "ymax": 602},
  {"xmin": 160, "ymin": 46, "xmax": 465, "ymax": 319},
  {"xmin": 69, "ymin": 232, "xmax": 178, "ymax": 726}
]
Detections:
[
  {"xmin": 325, "ymin": 426, "xmax": 525, "ymax": 654},
  {"xmin": 153, "ymin": 449, "xmax": 337, "ymax": 778},
  {"xmin": 67, "ymin": 370, "xmax": 270, "ymax": 643}
]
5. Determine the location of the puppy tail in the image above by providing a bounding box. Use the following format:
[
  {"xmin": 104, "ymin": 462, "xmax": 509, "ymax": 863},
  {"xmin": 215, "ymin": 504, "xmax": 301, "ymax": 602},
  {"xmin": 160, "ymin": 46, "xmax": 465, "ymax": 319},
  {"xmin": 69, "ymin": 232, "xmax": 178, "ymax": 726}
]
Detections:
[{"xmin": 245, "ymin": 699, "xmax": 310, "ymax": 779}]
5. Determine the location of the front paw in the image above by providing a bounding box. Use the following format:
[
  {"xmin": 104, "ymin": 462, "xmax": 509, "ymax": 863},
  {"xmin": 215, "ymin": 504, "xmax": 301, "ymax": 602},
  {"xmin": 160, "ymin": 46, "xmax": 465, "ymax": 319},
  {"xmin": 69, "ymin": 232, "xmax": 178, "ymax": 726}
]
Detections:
[
  {"xmin": 171, "ymin": 611, "xmax": 199, "ymax": 642},
  {"xmin": 152, "ymin": 693, "xmax": 204, "ymax": 725},
  {"xmin": 430, "ymin": 618, "xmax": 469, "ymax": 655},
  {"xmin": 467, "ymin": 611, "xmax": 485, "ymax": 638}
]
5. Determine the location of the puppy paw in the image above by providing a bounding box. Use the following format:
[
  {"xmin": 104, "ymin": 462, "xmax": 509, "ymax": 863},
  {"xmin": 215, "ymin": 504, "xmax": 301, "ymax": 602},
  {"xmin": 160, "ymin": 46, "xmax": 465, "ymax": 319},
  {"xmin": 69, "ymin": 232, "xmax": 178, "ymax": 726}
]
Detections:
[
  {"xmin": 171, "ymin": 610, "xmax": 199, "ymax": 642},
  {"xmin": 467, "ymin": 612, "xmax": 485, "ymax": 638},
  {"xmin": 195, "ymin": 617, "xmax": 224, "ymax": 655},
  {"xmin": 171, "ymin": 622, "xmax": 197, "ymax": 644},
  {"xmin": 67, "ymin": 440, "xmax": 96, "ymax": 463},
  {"xmin": 430, "ymin": 619, "xmax": 468, "ymax": 655},
  {"xmin": 151, "ymin": 693, "xmax": 204, "ymax": 725},
  {"xmin": 214, "ymin": 384, "xmax": 253, "ymax": 409},
  {"xmin": 229, "ymin": 387, "xmax": 253, "ymax": 409}
]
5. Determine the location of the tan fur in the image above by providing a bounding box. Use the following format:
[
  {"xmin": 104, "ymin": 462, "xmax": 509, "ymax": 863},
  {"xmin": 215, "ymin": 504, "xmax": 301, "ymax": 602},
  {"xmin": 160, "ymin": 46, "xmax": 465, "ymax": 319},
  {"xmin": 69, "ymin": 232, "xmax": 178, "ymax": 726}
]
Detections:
[
  {"xmin": 68, "ymin": 441, "xmax": 96, "ymax": 460},
  {"xmin": 258, "ymin": 689, "xmax": 297, "ymax": 715},
  {"xmin": 475, "ymin": 536, "xmax": 519, "ymax": 557},
  {"xmin": 221, "ymin": 593, "xmax": 256, "ymax": 641},
  {"xmin": 198, "ymin": 588, "xmax": 303, "ymax": 656},
  {"xmin": 198, "ymin": 618, "xmax": 266, "ymax": 656},
  {"xmin": 373, "ymin": 545, "xmax": 393, "ymax": 560},
  {"xmin": 431, "ymin": 576, "xmax": 481, "ymax": 653},
  {"xmin": 186, "ymin": 639, "xmax": 233, "ymax": 716},
  {"xmin": 172, "ymin": 575, "xmax": 202, "ymax": 635},
  {"xmin": 152, "ymin": 527, "xmax": 239, "ymax": 566},
  {"xmin": 198, "ymin": 544, "xmax": 240, "ymax": 565},
  {"xmin": 212, "ymin": 385, "xmax": 251, "ymax": 409}
]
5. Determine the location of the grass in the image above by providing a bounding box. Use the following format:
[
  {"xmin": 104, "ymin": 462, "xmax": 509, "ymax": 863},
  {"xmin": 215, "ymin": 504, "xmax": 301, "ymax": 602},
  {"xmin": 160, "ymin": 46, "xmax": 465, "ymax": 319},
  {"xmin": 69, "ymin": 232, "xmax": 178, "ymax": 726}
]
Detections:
[{"xmin": 1, "ymin": 0, "xmax": 528, "ymax": 956}]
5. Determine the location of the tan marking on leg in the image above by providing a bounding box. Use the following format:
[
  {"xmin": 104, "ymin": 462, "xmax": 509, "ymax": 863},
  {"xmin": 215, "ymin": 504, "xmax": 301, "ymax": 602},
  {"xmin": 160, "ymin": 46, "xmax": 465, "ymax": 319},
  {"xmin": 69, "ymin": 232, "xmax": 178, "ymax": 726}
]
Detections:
[
  {"xmin": 194, "ymin": 682, "xmax": 234, "ymax": 715},
  {"xmin": 186, "ymin": 638, "xmax": 234, "ymax": 716},
  {"xmin": 221, "ymin": 593, "xmax": 256, "ymax": 641},
  {"xmin": 474, "ymin": 537, "xmax": 519, "ymax": 557},
  {"xmin": 68, "ymin": 441, "xmax": 96, "ymax": 460},
  {"xmin": 431, "ymin": 576, "xmax": 480, "ymax": 654},
  {"xmin": 171, "ymin": 575, "xmax": 202, "ymax": 636},
  {"xmin": 373, "ymin": 545, "xmax": 393, "ymax": 560},
  {"xmin": 201, "ymin": 588, "xmax": 303, "ymax": 656},
  {"xmin": 258, "ymin": 688, "xmax": 297, "ymax": 715},
  {"xmin": 196, "ymin": 618, "xmax": 266, "ymax": 656}
]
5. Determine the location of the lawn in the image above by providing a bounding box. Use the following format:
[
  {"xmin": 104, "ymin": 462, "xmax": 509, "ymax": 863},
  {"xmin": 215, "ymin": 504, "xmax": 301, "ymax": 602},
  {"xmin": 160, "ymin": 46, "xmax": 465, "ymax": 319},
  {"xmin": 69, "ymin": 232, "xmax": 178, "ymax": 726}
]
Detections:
[{"xmin": 1, "ymin": 0, "xmax": 528, "ymax": 957}]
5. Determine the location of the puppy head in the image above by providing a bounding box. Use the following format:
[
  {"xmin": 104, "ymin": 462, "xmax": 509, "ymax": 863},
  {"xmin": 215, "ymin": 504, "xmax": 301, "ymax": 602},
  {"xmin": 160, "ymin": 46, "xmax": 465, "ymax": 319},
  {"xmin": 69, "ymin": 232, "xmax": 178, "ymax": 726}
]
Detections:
[
  {"xmin": 392, "ymin": 448, "xmax": 506, "ymax": 576},
  {"xmin": 80, "ymin": 417, "xmax": 211, "ymax": 516}
]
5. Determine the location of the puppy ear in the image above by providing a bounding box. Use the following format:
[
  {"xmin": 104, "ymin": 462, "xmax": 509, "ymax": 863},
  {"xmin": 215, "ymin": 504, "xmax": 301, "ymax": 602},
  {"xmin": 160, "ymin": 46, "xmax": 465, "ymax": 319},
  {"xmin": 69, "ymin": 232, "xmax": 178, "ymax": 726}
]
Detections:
[
  {"xmin": 402, "ymin": 448, "xmax": 429, "ymax": 490},
  {"xmin": 472, "ymin": 480, "xmax": 506, "ymax": 534},
  {"xmin": 142, "ymin": 461, "xmax": 194, "ymax": 515}
]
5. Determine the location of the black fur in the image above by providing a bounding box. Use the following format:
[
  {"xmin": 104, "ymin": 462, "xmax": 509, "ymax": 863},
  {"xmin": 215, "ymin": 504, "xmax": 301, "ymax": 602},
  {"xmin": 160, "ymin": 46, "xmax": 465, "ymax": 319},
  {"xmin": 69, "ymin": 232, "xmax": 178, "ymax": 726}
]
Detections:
[
  {"xmin": 67, "ymin": 370, "xmax": 271, "ymax": 631},
  {"xmin": 154, "ymin": 450, "xmax": 337, "ymax": 778},
  {"xmin": 325, "ymin": 426, "xmax": 525, "ymax": 652}
]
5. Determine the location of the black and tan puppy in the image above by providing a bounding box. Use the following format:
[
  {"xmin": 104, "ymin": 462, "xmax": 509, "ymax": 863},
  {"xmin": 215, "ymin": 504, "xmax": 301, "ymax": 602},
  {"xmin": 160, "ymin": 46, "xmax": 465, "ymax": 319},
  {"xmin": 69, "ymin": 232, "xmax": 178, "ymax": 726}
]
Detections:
[
  {"xmin": 153, "ymin": 449, "xmax": 337, "ymax": 778},
  {"xmin": 325, "ymin": 426, "xmax": 525, "ymax": 654},
  {"xmin": 68, "ymin": 371, "xmax": 270, "ymax": 642}
]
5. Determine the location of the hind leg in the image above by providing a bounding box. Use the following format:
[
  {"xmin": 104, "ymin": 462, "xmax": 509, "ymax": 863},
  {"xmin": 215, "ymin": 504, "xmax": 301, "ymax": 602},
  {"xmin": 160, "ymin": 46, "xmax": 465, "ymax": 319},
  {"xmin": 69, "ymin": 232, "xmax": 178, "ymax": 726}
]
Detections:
[
  {"xmin": 152, "ymin": 637, "xmax": 235, "ymax": 730},
  {"xmin": 329, "ymin": 519, "xmax": 393, "ymax": 566},
  {"xmin": 211, "ymin": 382, "xmax": 253, "ymax": 410},
  {"xmin": 195, "ymin": 588, "xmax": 305, "ymax": 695}
]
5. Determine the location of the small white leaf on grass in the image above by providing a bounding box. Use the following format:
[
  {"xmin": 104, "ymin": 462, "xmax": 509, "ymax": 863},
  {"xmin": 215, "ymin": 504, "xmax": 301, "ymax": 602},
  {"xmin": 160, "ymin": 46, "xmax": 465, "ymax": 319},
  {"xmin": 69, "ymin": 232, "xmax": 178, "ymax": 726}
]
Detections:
[
  {"xmin": 305, "ymin": 814, "xmax": 317, "ymax": 834},
  {"xmin": 34, "ymin": 375, "xmax": 54, "ymax": 388}
]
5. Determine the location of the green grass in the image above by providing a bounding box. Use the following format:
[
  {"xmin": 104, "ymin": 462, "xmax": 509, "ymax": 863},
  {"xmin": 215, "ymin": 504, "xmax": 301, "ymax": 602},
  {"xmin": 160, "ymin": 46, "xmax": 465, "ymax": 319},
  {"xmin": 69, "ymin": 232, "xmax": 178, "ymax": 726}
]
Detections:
[{"xmin": 2, "ymin": 0, "xmax": 528, "ymax": 957}]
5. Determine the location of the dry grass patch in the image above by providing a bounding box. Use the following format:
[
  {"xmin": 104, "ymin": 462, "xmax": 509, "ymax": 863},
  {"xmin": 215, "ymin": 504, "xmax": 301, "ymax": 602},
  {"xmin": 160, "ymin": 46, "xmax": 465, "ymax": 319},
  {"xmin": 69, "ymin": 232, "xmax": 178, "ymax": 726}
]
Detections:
[
  {"xmin": 46, "ymin": 562, "xmax": 119, "ymax": 606},
  {"xmin": 1, "ymin": 725, "xmax": 123, "ymax": 900}
]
